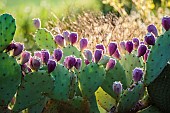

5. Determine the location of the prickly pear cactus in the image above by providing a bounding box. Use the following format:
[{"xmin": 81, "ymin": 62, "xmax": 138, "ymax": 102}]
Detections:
[
  {"xmin": 69, "ymin": 72, "xmax": 78, "ymax": 99},
  {"xmin": 117, "ymin": 82, "xmax": 145, "ymax": 113},
  {"xmin": 79, "ymin": 63, "xmax": 105, "ymax": 99},
  {"xmin": 144, "ymin": 30, "xmax": 170, "ymax": 85},
  {"xmin": 101, "ymin": 60, "xmax": 127, "ymax": 99},
  {"xmin": 147, "ymin": 64, "xmax": 170, "ymax": 113},
  {"xmin": 0, "ymin": 13, "xmax": 16, "ymax": 52},
  {"xmin": 0, "ymin": 52, "xmax": 22, "ymax": 106},
  {"xmin": 13, "ymin": 70, "xmax": 54, "ymax": 112},
  {"xmin": 35, "ymin": 28, "xmax": 56, "ymax": 52},
  {"xmin": 120, "ymin": 53, "xmax": 142, "ymax": 86},
  {"xmin": 95, "ymin": 87, "xmax": 116, "ymax": 112},
  {"xmin": 48, "ymin": 64, "xmax": 71, "ymax": 101},
  {"xmin": 137, "ymin": 105, "xmax": 162, "ymax": 113},
  {"xmin": 88, "ymin": 94, "xmax": 100, "ymax": 113}
]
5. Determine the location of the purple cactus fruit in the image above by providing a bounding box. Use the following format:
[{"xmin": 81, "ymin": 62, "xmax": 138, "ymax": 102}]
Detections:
[
  {"xmin": 113, "ymin": 49, "xmax": 121, "ymax": 60},
  {"xmin": 147, "ymin": 24, "xmax": 158, "ymax": 36},
  {"xmin": 143, "ymin": 49, "xmax": 150, "ymax": 63},
  {"xmin": 137, "ymin": 44, "xmax": 147, "ymax": 57},
  {"xmin": 33, "ymin": 18, "xmax": 41, "ymax": 29},
  {"xmin": 119, "ymin": 41, "xmax": 126, "ymax": 50},
  {"xmin": 20, "ymin": 51, "xmax": 31, "ymax": 65},
  {"xmin": 96, "ymin": 44, "xmax": 106, "ymax": 53},
  {"xmin": 84, "ymin": 49, "xmax": 93, "ymax": 61},
  {"xmin": 85, "ymin": 59, "xmax": 90, "ymax": 65},
  {"xmin": 94, "ymin": 49, "xmax": 103, "ymax": 63},
  {"xmin": 80, "ymin": 38, "xmax": 88, "ymax": 51},
  {"xmin": 63, "ymin": 30, "xmax": 70, "ymax": 42},
  {"xmin": 69, "ymin": 32, "xmax": 78, "ymax": 45},
  {"xmin": 125, "ymin": 41, "xmax": 133, "ymax": 53},
  {"xmin": 162, "ymin": 16, "xmax": 170, "ymax": 31},
  {"xmin": 132, "ymin": 38, "xmax": 140, "ymax": 50},
  {"xmin": 34, "ymin": 51, "xmax": 41, "ymax": 58},
  {"xmin": 29, "ymin": 57, "xmax": 41, "ymax": 71},
  {"xmin": 53, "ymin": 49, "xmax": 63, "ymax": 62},
  {"xmin": 13, "ymin": 43, "xmax": 24, "ymax": 56},
  {"xmin": 112, "ymin": 81, "xmax": 123, "ymax": 95},
  {"xmin": 6, "ymin": 43, "xmax": 16, "ymax": 52},
  {"xmin": 144, "ymin": 33, "xmax": 155, "ymax": 45},
  {"xmin": 47, "ymin": 59, "xmax": 56, "ymax": 73},
  {"xmin": 41, "ymin": 50, "xmax": 50, "ymax": 64},
  {"xmin": 106, "ymin": 58, "xmax": 116, "ymax": 71},
  {"xmin": 64, "ymin": 56, "xmax": 76, "ymax": 69},
  {"xmin": 54, "ymin": 34, "xmax": 65, "ymax": 47},
  {"xmin": 132, "ymin": 68, "xmax": 143, "ymax": 83},
  {"xmin": 108, "ymin": 42, "xmax": 117, "ymax": 56},
  {"xmin": 74, "ymin": 58, "xmax": 82, "ymax": 70}
]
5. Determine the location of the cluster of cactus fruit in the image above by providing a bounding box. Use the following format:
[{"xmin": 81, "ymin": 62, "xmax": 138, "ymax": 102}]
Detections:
[{"xmin": 0, "ymin": 13, "xmax": 170, "ymax": 113}]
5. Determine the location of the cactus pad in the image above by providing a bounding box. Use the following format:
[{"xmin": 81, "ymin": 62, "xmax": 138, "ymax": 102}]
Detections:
[
  {"xmin": 35, "ymin": 28, "xmax": 56, "ymax": 52},
  {"xmin": 0, "ymin": 52, "xmax": 21, "ymax": 106},
  {"xmin": 120, "ymin": 53, "xmax": 142, "ymax": 86},
  {"xmin": 117, "ymin": 82, "xmax": 145, "ymax": 113},
  {"xmin": 101, "ymin": 60, "xmax": 127, "ymax": 99},
  {"xmin": 137, "ymin": 105, "xmax": 161, "ymax": 113},
  {"xmin": 147, "ymin": 64, "xmax": 170, "ymax": 112},
  {"xmin": 79, "ymin": 63, "xmax": 105, "ymax": 99},
  {"xmin": 144, "ymin": 30, "xmax": 170, "ymax": 85},
  {"xmin": 48, "ymin": 64, "xmax": 70, "ymax": 101},
  {"xmin": 13, "ymin": 70, "xmax": 54, "ymax": 112},
  {"xmin": 0, "ymin": 13, "xmax": 16, "ymax": 52}
]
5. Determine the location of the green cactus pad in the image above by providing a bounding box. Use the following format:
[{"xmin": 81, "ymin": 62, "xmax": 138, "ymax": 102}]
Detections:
[
  {"xmin": 120, "ymin": 53, "xmax": 142, "ymax": 87},
  {"xmin": 61, "ymin": 45, "xmax": 85, "ymax": 68},
  {"xmin": 35, "ymin": 28, "xmax": 56, "ymax": 53},
  {"xmin": 137, "ymin": 105, "xmax": 162, "ymax": 113},
  {"xmin": 147, "ymin": 64, "xmax": 170, "ymax": 113},
  {"xmin": 0, "ymin": 52, "xmax": 22, "ymax": 106},
  {"xmin": 48, "ymin": 64, "xmax": 70, "ymax": 101},
  {"xmin": 79, "ymin": 63, "xmax": 106, "ymax": 99},
  {"xmin": 101, "ymin": 60, "xmax": 127, "ymax": 99},
  {"xmin": 42, "ymin": 96, "xmax": 90, "ymax": 113},
  {"xmin": 95, "ymin": 87, "xmax": 116, "ymax": 112},
  {"xmin": 98, "ymin": 55, "xmax": 110, "ymax": 66},
  {"xmin": 144, "ymin": 30, "xmax": 170, "ymax": 86},
  {"xmin": 0, "ymin": 13, "xmax": 16, "ymax": 52},
  {"xmin": 69, "ymin": 72, "xmax": 78, "ymax": 99},
  {"xmin": 88, "ymin": 94, "xmax": 100, "ymax": 113},
  {"xmin": 13, "ymin": 71, "xmax": 54, "ymax": 112},
  {"xmin": 117, "ymin": 82, "xmax": 145, "ymax": 113}
]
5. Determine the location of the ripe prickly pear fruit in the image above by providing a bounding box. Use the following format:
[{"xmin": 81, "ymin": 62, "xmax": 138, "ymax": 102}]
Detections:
[
  {"xmin": 132, "ymin": 68, "xmax": 143, "ymax": 83},
  {"xmin": 47, "ymin": 59, "xmax": 56, "ymax": 73},
  {"xmin": 132, "ymin": 38, "xmax": 140, "ymax": 50},
  {"xmin": 64, "ymin": 56, "xmax": 76, "ymax": 69},
  {"xmin": 13, "ymin": 43, "xmax": 24, "ymax": 56},
  {"xmin": 34, "ymin": 51, "xmax": 41, "ymax": 58},
  {"xmin": 53, "ymin": 49, "xmax": 63, "ymax": 62},
  {"xmin": 137, "ymin": 44, "xmax": 147, "ymax": 57},
  {"xmin": 84, "ymin": 59, "xmax": 90, "ymax": 65},
  {"xmin": 108, "ymin": 42, "xmax": 117, "ymax": 56},
  {"xmin": 63, "ymin": 30, "xmax": 70, "ymax": 42},
  {"xmin": 21, "ymin": 64, "xmax": 31, "ymax": 73},
  {"xmin": 84, "ymin": 49, "xmax": 93, "ymax": 61},
  {"xmin": 54, "ymin": 34, "xmax": 65, "ymax": 47},
  {"xmin": 80, "ymin": 38, "xmax": 88, "ymax": 51},
  {"xmin": 41, "ymin": 50, "xmax": 50, "ymax": 64},
  {"xmin": 120, "ymin": 41, "xmax": 126, "ymax": 50},
  {"xmin": 74, "ymin": 58, "xmax": 82, "ymax": 70},
  {"xmin": 6, "ymin": 43, "xmax": 16, "ymax": 52},
  {"xmin": 144, "ymin": 33, "xmax": 155, "ymax": 45},
  {"xmin": 20, "ymin": 51, "xmax": 31, "ymax": 65},
  {"xmin": 29, "ymin": 57, "xmax": 41, "ymax": 71},
  {"xmin": 162, "ymin": 16, "xmax": 170, "ymax": 31},
  {"xmin": 33, "ymin": 18, "xmax": 41, "ymax": 29},
  {"xmin": 106, "ymin": 58, "xmax": 116, "ymax": 71},
  {"xmin": 96, "ymin": 44, "xmax": 106, "ymax": 53},
  {"xmin": 147, "ymin": 24, "xmax": 158, "ymax": 36},
  {"xmin": 125, "ymin": 41, "xmax": 133, "ymax": 53},
  {"xmin": 143, "ymin": 49, "xmax": 150, "ymax": 63},
  {"xmin": 113, "ymin": 49, "xmax": 121, "ymax": 60},
  {"xmin": 112, "ymin": 81, "xmax": 123, "ymax": 95},
  {"xmin": 94, "ymin": 49, "xmax": 103, "ymax": 63},
  {"xmin": 69, "ymin": 32, "xmax": 78, "ymax": 45}
]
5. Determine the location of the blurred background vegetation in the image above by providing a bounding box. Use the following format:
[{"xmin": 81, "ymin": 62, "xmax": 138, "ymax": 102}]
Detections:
[{"xmin": 0, "ymin": 0, "xmax": 170, "ymax": 51}]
